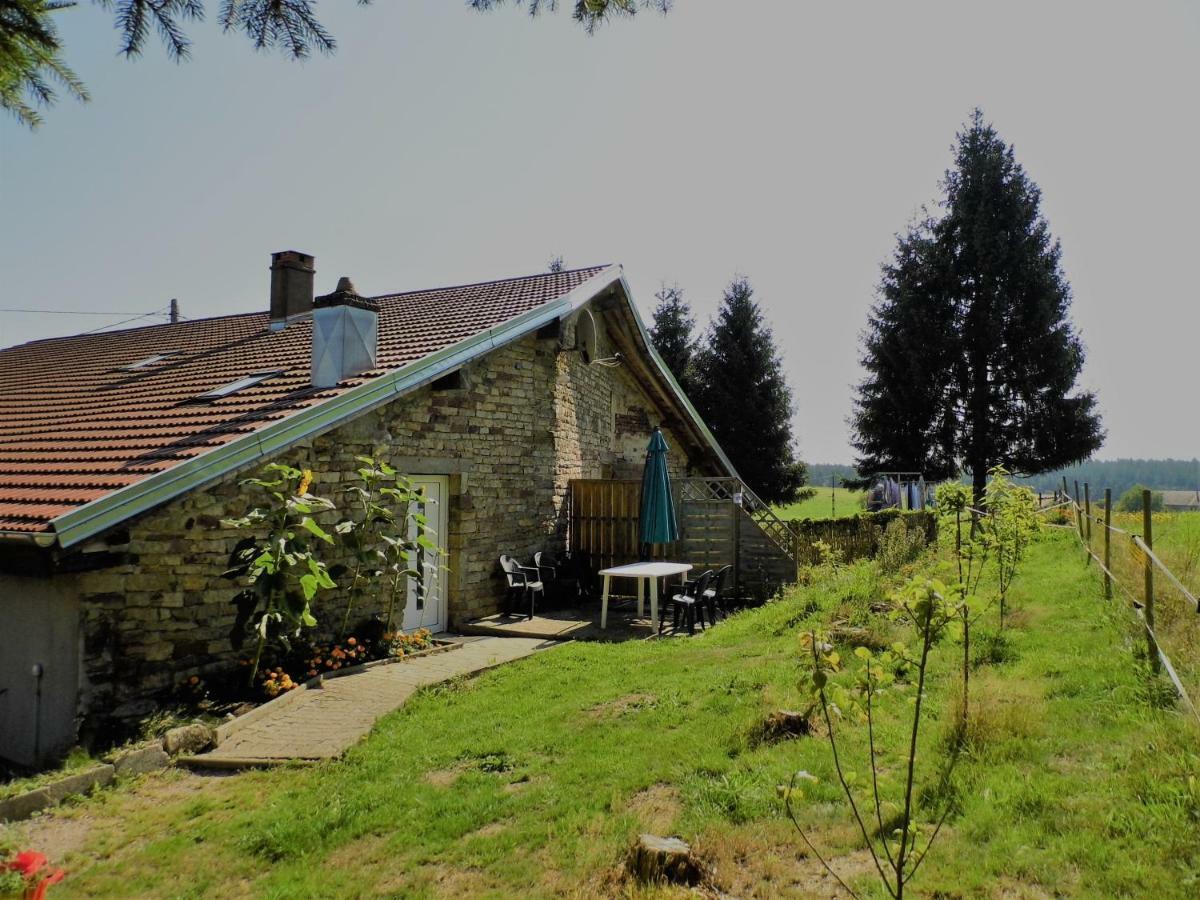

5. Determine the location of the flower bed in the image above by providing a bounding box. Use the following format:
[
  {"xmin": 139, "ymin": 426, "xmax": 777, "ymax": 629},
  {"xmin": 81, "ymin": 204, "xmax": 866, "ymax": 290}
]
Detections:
[
  {"xmin": 210, "ymin": 636, "xmax": 461, "ymax": 749},
  {"xmin": 173, "ymin": 627, "xmax": 438, "ymax": 710}
]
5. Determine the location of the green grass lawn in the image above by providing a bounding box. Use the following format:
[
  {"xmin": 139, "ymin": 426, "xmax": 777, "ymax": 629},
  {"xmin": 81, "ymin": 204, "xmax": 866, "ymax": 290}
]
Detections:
[
  {"xmin": 776, "ymin": 485, "xmax": 866, "ymax": 521},
  {"xmin": 7, "ymin": 528, "xmax": 1200, "ymax": 898}
]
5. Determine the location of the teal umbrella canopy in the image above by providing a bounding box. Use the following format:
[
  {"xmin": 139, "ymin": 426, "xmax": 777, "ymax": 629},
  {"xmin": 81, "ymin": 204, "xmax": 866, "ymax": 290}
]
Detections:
[{"xmin": 639, "ymin": 427, "xmax": 679, "ymax": 546}]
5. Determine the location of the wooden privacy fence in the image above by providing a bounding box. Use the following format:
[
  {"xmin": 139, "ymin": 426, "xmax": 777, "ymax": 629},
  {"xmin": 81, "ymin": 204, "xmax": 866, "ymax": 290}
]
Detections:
[
  {"xmin": 569, "ymin": 479, "xmax": 666, "ymax": 572},
  {"xmin": 569, "ymin": 478, "xmax": 938, "ymax": 599},
  {"xmin": 569, "ymin": 477, "xmax": 795, "ymax": 595}
]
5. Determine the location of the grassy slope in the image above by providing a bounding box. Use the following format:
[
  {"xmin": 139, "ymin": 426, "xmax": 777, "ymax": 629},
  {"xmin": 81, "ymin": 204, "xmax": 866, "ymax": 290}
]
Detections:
[
  {"xmin": 777, "ymin": 486, "xmax": 866, "ymax": 521},
  {"xmin": 12, "ymin": 529, "xmax": 1200, "ymax": 898},
  {"xmin": 1079, "ymin": 509, "xmax": 1200, "ymax": 709}
]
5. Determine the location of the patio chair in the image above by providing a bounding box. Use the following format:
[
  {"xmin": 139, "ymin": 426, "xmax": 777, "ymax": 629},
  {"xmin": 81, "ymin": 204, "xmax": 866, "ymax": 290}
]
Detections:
[
  {"xmin": 661, "ymin": 569, "xmax": 713, "ymax": 636},
  {"xmin": 567, "ymin": 550, "xmax": 600, "ymax": 600},
  {"xmin": 499, "ymin": 555, "xmax": 544, "ymax": 620},
  {"xmin": 701, "ymin": 564, "xmax": 733, "ymax": 623},
  {"xmin": 534, "ymin": 551, "xmax": 580, "ymax": 606}
]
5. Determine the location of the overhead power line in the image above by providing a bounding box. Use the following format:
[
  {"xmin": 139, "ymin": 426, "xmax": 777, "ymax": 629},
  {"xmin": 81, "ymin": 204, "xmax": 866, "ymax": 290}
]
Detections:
[
  {"xmin": 78, "ymin": 308, "xmax": 172, "ymax": 336},
  {"xmin": 0, "ymin": 308, "xmax": 157, "ymax": 316}
]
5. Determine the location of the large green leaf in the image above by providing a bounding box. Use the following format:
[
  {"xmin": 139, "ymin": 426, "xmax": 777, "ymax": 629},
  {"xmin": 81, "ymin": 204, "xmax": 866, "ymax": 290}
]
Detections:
[{"xmin": 299, "ymin": 517, "xmax": 334, "ymax": 545}]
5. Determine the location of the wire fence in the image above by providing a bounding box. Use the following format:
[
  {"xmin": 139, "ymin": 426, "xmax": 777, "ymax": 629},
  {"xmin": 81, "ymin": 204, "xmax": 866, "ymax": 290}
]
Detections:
[{"xmin": 1050, "ymin": 483, "xmax": 1200, "ymax": 725}]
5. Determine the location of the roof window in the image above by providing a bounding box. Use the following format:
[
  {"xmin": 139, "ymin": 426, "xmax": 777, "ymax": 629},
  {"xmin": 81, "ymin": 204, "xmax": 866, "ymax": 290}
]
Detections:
[
  {"xmin": 121, "ymin": 352, "xmax": 177, "ymax": 371},
  {"xmin": 195, "ymin": 370, "xmax": 283, "ymax": 400}
]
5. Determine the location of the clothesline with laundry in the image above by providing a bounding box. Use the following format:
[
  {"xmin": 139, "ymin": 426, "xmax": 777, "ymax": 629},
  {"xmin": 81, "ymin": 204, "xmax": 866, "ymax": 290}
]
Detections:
[{"xmin": 865, "ymin": 472, "xmax": 932, "ymax": 512}]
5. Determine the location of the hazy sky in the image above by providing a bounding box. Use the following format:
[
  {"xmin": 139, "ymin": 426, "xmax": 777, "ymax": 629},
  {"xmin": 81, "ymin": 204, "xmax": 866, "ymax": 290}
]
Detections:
[{"xmin": 2, "ymin": 1, "xmax": 1197, "ymax": 462}]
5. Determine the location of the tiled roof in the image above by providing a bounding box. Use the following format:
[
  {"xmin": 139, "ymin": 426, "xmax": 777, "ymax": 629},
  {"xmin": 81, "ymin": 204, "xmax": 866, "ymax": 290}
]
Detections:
[
  {"xmin": 1161, "ymin": 490, "xmax": 1200, "ymax": 507},
  {"xmin": 0, "ymin": 266, "xmax": 610, "ymax": 535}
]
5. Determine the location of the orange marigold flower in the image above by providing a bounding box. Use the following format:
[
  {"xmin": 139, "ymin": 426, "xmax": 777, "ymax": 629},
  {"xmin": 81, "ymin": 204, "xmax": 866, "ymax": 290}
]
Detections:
[{"xmin": 347, "ymin": 637, "xmax": 357, "ymax": 646}]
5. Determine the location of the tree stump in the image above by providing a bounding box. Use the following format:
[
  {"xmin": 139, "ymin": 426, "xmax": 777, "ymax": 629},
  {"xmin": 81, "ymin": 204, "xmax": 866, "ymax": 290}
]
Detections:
[
  {"xmin": 627, "ymin": 834, "xmax": 706, "ymax": 886},
  {"xmin": 758, "ymin": 709, "xmax": 813, "ymax": 743}
]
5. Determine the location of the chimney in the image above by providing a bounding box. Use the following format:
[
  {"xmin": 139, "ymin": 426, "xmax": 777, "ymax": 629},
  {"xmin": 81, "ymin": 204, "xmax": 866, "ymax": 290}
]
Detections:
[
  {"xmin": 269, "ymin": 250, "xmax": 315, "ymax": 329},
  {"xmin": 311, "ymin": 276, "xmax": 379, "ymax": 388}
]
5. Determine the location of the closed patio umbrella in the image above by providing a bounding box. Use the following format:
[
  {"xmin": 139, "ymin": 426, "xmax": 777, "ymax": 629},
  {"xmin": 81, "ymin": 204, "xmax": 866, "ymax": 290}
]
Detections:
[{"xmin": 639, "ymin": 427, "xmax": 679, "ymax": 552}]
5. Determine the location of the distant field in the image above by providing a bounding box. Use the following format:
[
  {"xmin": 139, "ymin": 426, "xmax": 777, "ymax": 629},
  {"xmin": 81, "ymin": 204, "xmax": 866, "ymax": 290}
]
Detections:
[{"xmin": 775, "ymin": 485, "xmax": 865, "ymax": 520}]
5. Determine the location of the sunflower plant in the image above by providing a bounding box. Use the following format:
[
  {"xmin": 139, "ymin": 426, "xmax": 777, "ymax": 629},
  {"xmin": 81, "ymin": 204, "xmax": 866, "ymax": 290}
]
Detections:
[
  {"xmin": 334, "ymin": 456, "xmax": 437, "ymax": 637},
  {"xmin": 222, "ymin": 463, "xmax": 338, "ymax": 686}
]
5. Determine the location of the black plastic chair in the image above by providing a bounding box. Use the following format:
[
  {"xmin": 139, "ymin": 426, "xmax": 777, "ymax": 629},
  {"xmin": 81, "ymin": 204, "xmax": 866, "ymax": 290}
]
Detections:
[
  {"xmin": 702, "ymin": 565, "xmax": 733, "ymax": 623},
  {"xmin": 662, "ymin": 569, "xmax": 713, "ymax": 635},
  {"xmin": 534, "ymin": 551, "xmax": 580, "ymax": 606},
  {"xmin": 499, "ymin": 555, "xmax": 543, "ymax": 620},
  {"xmin": 569, "ymin": 550, "xmax": 600, "ymax": 601}
]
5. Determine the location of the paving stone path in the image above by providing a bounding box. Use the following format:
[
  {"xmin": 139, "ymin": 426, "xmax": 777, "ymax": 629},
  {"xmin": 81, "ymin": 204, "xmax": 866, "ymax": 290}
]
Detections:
[{"xmin": 190, "ymin": 635, "xmax": 554, "ymax": 767}]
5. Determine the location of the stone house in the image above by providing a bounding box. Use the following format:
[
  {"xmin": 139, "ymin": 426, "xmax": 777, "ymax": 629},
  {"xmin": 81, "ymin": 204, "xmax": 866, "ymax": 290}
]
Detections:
[
  {"xmin": 1161, "ymin": 490, "xmax": 1200, "ymax": 512},
  {"xmin": 0, "ymin": 255, "xmax": 736, "ymax": 766}
]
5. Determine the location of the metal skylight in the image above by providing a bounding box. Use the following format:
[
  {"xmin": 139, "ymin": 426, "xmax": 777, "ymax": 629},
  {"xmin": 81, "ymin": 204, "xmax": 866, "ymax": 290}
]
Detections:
[
  {"xmin": 121, "ymin": 352, "xmax": 178, "ymax": 371},
  {"xmin": 195, "ymin": 370, "xmax": 284, "ymax": 400}
]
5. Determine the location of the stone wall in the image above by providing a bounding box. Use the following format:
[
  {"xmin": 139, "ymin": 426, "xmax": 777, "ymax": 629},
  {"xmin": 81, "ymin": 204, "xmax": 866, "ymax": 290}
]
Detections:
[{"xmin": 63, "ymin": 306, "xmax": 711, "ymax": 732}]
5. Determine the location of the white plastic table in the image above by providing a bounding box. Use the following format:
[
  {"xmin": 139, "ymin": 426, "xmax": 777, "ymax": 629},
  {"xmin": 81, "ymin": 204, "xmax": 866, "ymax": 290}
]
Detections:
[{"xmin": 599, "ymin": 562, "xmax": 693, "ymax": 630}]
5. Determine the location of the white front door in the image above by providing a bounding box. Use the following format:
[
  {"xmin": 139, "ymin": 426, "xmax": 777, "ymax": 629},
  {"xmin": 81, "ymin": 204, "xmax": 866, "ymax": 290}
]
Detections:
[{"xmin": 402, "ymin": 476, "xmax": 449, "ymax": 633}]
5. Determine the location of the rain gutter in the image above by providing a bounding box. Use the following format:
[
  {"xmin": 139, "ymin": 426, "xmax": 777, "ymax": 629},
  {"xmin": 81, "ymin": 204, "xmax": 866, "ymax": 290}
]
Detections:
[{"xmin": 28, "ymin": 264, "xmax": 734, "ymax": 550}]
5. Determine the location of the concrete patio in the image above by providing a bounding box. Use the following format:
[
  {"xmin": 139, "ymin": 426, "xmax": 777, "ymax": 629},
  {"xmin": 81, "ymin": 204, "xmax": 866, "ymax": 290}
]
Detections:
[{"xmin": 461, "ymin": 597, "xmax": 695, "ymax": 642}]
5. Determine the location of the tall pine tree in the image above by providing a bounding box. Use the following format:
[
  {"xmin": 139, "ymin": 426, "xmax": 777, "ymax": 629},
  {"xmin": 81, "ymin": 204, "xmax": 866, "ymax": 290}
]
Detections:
[
  {"xmin": 649, "ymin": 284, "xmax": 697, "ymax": 397},
  {"xmin": 852, "ymin": 109, "xmax": 1104, "ymax": 502},
  {"xmin": 693, "ymin": 276, "xmax": 807, "ymax": 504}
]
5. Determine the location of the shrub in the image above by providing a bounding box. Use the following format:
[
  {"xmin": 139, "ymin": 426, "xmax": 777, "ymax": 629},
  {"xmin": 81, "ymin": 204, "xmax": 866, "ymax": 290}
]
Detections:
[
  {"xmin": 1116, "ymin": 485, "xmax": 1163, "ymax": 513},
  {"xmin": 878, "ymin": 518, "xmax": 928, "ymax": 574}
]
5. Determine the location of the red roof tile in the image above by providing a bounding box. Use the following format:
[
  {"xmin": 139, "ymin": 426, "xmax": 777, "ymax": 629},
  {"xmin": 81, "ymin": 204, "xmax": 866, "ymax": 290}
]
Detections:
[{"xmin": 0, "ymin": 266, "xmax": 610, "ymax": 535}]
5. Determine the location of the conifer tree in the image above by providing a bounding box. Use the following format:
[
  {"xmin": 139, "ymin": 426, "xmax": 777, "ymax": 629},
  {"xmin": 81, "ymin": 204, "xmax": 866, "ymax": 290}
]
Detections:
[
  {"xmin": 2, "ymin": 1, "xmax": 672, "ymax": 128},
  {"xmin": 852, "ymin": 109, "xmax": 1104, "ymax": 502},
  {"xmin": 648, "ymin": 284, "xmax": 696, "ymax": 397},
  {"xmin": 693, "ymin": 276, "xmax": 807, "ymax": 504},
  {"xmin": 0, "ymin": 0, "xmax": 87, "ymax": 127}
]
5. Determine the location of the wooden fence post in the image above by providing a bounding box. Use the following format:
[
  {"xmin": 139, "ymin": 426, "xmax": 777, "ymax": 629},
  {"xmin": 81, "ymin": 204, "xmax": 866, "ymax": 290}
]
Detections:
[
  {"xmin": 732, "ymin": 489, "xmax": 742, "ymax": 601},
  {"xmin": 1103, "ymin": 488, "xmax": 1112, "ymax": 600},
  {"xmin": 1143, "ymin": 489, "xmax": 1159, "ymax": 673},
  {"xmin": 1080, "ymin": 482, "xmax": 1089, "ymax": 540},
  {"xmin": 1083, "ymin": 482, "xmax": 1092, "ymax": 564},
  {"xmin": 792, "ymin": 529, "xmax": 801, "ymax": 582}
]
